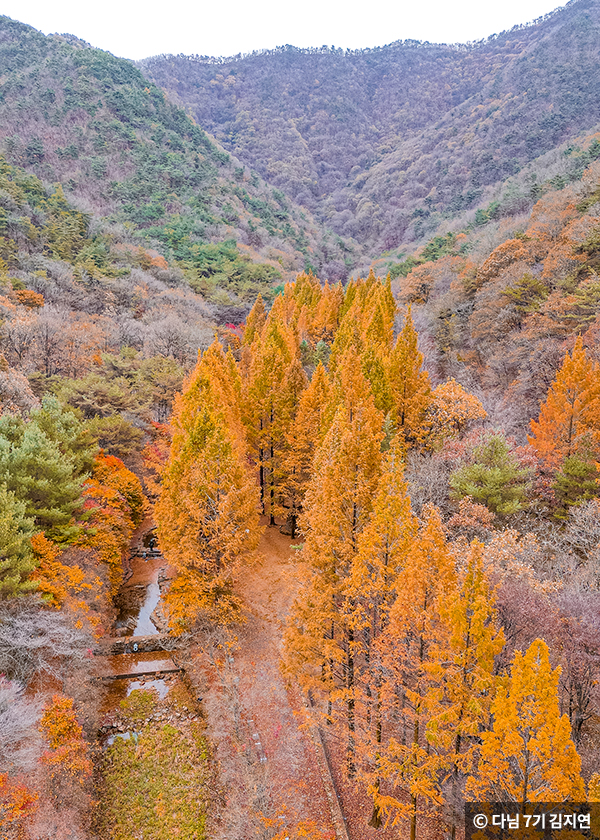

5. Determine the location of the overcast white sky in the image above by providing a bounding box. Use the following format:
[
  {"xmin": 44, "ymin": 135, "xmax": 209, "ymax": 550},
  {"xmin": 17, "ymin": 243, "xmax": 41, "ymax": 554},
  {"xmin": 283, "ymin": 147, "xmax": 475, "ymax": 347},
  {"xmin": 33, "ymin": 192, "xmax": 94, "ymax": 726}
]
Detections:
[{"xmin": 0, "ymin": 0, "xmax": 566, "ymax": 60}]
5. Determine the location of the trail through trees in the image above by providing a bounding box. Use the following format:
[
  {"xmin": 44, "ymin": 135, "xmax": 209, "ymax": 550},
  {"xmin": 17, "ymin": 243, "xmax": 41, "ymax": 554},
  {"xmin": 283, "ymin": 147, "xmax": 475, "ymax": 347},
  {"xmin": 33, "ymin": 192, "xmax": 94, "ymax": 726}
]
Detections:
[{"xmin": 186, "ymin": 522, "xmax": 338, "ymax": 840}]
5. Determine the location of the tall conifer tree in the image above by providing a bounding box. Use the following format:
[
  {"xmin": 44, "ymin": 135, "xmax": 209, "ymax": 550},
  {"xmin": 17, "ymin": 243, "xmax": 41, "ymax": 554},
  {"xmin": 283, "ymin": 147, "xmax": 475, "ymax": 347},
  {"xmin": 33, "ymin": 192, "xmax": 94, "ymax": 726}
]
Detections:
[
  {"xmin": 312, "ymin": 281, "xmax": 343, "ymax": 344},
  {"xmin": 242, "ymin": 293, "xmax": 266, "ymax": 346},
  {"xmin": 345, "ymin": 436, "xmax": 416, "ymax": 823},
  {"xmin": 428, "ymin": 542, "xmax": 505, "ymax": 837},
  {"xmin": 374, "ymin": 507, "xmax": 456, "ymax": 840},
  {"xmin": 244, "ymin": 314, "xmax": 299, "ymax": 524},
  {"xmin": 529, "ymin": 336, "xmax": 600, "ymax": 468},
  {"xmin": 466, "ymin": 639, "xmax": 585, "ymax": 802},
  {"xmin": 282, "ymin": 362, "xmax": 331, "ymax": 537},
  {"xmin": 285, "ymin": 355, "xmax": 384, "ymax": 769},
  {"xmin": 0, "ymin": 424, "xmax": 83, "ymax": 541},
  {"xmin": 388, "ymin": 307, "xmax": 432, "ymax": 445},
  {"xmin": 156, "ymin": 341, "xmax": 262, "ymax": 631}
]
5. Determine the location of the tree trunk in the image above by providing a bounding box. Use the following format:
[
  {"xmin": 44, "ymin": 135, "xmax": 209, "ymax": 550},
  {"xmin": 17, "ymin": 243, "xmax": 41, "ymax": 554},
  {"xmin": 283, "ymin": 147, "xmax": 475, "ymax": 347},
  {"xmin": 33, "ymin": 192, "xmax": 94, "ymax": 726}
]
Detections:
[{"xmin": 347, "ymin": 625, "xmax": 355, "ymax": 776}]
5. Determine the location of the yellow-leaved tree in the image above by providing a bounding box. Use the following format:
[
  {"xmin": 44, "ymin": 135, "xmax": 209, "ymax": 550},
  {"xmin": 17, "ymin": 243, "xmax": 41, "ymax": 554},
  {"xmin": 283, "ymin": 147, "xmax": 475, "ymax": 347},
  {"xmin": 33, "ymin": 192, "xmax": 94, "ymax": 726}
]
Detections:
[
  {"xmin": 466, "ymin": 638, "xmax": 585, "ymax": 802},
  {"xmin": 311, "ymin": 280, "xmax": 343, "ymax": 344},
  {"xmin": 374, "ymin": 507, "xmax": 456, "ymax": 840},
  {"xmin": 344, "ymin": 435, "xmax": 417, "ymax": 824},
  {"xmin": 156, "ymin": 341, "xmax": 262, "ymax": 633},
  {"xmin": 282, "ymin": 361, "xmax": 331, "ymax": 537},
  {"xmin": 528, "ymin": 336, "xmax": 600, "ymax": 469},
  {"xmin": 242, "ymin": 293, "xmax": 266, "ymax": 346},
  {"xmin": 244, "ymin": 311, "xmax": 303, "ymax": 524},
  {"xmin": 327, "ymin": 294, "xmax": 366, "ymax": 371},
  {"xmin": 284, "ymin": 350, "xmax": 383, "ymax": 771},
  {"xmin": 388, "ymin": 307, "xmax": 432, "ymax": 445},
  {"xmin": 427, "ymin": 541, "xmax": 505, "ymax": 838}
]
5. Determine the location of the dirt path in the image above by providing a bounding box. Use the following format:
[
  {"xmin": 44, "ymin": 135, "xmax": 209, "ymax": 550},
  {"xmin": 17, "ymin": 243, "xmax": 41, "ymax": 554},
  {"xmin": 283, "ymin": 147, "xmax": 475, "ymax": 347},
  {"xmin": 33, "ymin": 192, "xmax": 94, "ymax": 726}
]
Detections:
[{"xmin": 186, "ymin": 521, "xmax": 338, "ymax": 840}]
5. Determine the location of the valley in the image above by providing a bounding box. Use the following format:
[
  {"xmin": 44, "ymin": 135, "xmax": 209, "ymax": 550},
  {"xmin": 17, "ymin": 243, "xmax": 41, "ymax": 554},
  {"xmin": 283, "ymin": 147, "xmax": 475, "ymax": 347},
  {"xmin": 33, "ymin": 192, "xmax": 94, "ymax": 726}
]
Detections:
[{"xmin": 3, "ymin": 3, "xmax": 600, "ymax": 839}]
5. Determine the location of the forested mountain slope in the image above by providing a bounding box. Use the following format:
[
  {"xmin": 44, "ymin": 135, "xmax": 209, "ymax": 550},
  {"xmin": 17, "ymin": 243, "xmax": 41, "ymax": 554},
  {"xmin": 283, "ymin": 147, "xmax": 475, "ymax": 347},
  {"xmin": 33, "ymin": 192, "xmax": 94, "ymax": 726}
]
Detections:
[
  {"xmin": 0, "ymin": 152, "xmax": 215, "ymax": 458},
  {"xmin": 382, "ymin": 146, "xmax": 600, "ymax": 440},
  {"xmin": 142, "ymin": 0, "xmax": 600, "ymax": 255},
  {"xmin": 0, "ymin": 16, "xmax": 353, "ymax": 300}
]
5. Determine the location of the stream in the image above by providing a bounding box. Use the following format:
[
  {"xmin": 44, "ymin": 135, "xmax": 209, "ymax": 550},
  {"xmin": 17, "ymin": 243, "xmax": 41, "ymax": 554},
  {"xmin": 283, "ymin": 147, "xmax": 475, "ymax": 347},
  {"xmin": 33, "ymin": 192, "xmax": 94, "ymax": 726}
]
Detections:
[
  {"xmin": 94, "ymin": 533, "xmax": 211, "ymax": 840},
  {"xmin": 133, "ymin": 579, "xmax": 161, "ymax": 636},
  {"xmin": 97, "ymin": 542, "xmax": 179, "ymax": 717}
]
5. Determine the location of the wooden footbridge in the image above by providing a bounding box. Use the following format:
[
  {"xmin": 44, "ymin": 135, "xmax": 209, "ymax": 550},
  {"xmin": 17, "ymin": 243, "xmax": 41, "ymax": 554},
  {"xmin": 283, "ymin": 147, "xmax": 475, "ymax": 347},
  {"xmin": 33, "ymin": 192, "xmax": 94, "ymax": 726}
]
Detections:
[
  {"xmin": 96, "ymin": 659, "xmax": 183, "ymax": 682},
  {"xmin": 95, "ymin": 633, "xmax": 175, "ymax": 656}
]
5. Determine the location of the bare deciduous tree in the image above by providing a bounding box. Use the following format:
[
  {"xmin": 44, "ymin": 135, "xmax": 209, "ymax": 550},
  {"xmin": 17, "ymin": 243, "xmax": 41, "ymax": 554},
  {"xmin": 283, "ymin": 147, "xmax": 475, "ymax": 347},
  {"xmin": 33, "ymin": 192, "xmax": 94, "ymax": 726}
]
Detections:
[
  {"xmin": 2, "ymin": 313, "xmax": 37, "ymax": 368},
  {"xmin": 405, "ymin": 450, "xmax": 452, "ymax": 517},
  {"xmin": 0, "ymin": 598, "xmax": 91, "ymax": 686},
  {"xmin": 0, "ymin": 676, "xmax": 42, "ymax": 772},
  {"xmin": 33, "ymin": 305, "xmax": 68, "ymax": 377}
]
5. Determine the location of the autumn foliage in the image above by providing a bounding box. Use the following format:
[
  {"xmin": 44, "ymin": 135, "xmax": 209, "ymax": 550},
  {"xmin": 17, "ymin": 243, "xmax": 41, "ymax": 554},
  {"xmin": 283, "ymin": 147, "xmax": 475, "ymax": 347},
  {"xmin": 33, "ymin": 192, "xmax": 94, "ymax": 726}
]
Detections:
[
  {"xmin": 156, "ymin": 341, "xmax": 262, "ymax": 631},
  {"xmin": 81, "ymin": 452, "xmax": 146, "ymax": 596},
  {"xmin": 152, "ymin": 269, "xmax": 598, "ymax": 838},
  {"xmin": 529, "ymin": 336, "xmax": 600, "ymax": 468},
  {"xmin": 28, "ymin": 532, "xmax": 104, "ymax": 632},
  {"xmin": 8, "ymin": 16, "xmax": 600, "ymax": 838},
  {"xmin": 0, "ymin": 774, "xmax": 38, "ymax": 838},
  {"xmin": 466, "ymin": 639, "xmax": 585, "ymax": 802},
  {"xmin": 39, "ymin": 695, "xmax": 92, "ymax": 798}
]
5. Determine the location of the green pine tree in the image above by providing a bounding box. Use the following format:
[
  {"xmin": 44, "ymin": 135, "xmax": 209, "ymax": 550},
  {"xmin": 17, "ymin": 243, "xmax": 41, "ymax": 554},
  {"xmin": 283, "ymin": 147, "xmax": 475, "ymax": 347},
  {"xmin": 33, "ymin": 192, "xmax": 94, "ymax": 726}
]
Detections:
[
  {"xmin": 0, "ymin": 424, "xmax": 84, "ymax": 541},
  {"xmin": 553, "ymin": 453, "xmax": 600, "ymax": 519},
  {"xmin": 31, "ymin": 396, "xmax": 96, "ymax": 477},
  {"xmin": 449, "ymin": 433, "xmax": 531, "ymax": 516},
  {"xmin": 0, "ymin": 484, "xmax": 36, "ymax": 598}
]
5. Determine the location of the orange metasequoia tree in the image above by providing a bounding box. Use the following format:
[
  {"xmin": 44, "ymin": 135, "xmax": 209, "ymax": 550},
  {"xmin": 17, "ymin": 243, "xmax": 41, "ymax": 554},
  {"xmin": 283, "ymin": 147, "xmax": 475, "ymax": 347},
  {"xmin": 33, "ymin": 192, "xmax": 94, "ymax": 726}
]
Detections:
[
  {"xmin": 344, "ymin": 435, "xmax": 417, "ymax": 823},
  {"xmin": 528, "ymin": 336, "xmax": 600, "ymax": 469},
  {"xmin": 388, "ymin": 307, "xmax": 432, "ymax": 445},
  {"xmin": 244, "ymin": 311, "xmax": 304, "ymax": 524},
  {"xmin": 285, "ymin": 354, "xmax": 384, "ymax": 772},
  {"xmin": 242, "ymin": 293, "xmax": 266, "ymax": 346},
  {"xmin": 374, "ymin": 507, "xmax": 456, "ymax": 840},
  {"xmin": 282, "ymin": 361, "xmax": 332, "ymax": 537},
  {"xmin": 427, "ymin": 541, "xmax": 505, "ymax": 838},
  {"xmin": 156, "ymin": 341, "xmax": 262, "ymax": 632},
  {"xmin": 466, "ymin": 639, "xmax": 585, "ymax": 802}
]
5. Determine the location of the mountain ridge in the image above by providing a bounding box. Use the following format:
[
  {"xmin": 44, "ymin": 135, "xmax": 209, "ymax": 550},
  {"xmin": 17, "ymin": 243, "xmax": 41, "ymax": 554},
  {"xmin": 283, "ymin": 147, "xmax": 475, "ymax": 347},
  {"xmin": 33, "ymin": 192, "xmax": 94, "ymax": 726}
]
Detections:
[
  {"xmin": 139, "ymin": 0, "xmax": 569, "ymax": 62},
  {"xmin": 0, "ymin": 15, "xmax": 356, "ymax": 294},
  {"xmin": 141, "ymin": 0, "xmax": 600, "ymax": 256}
]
